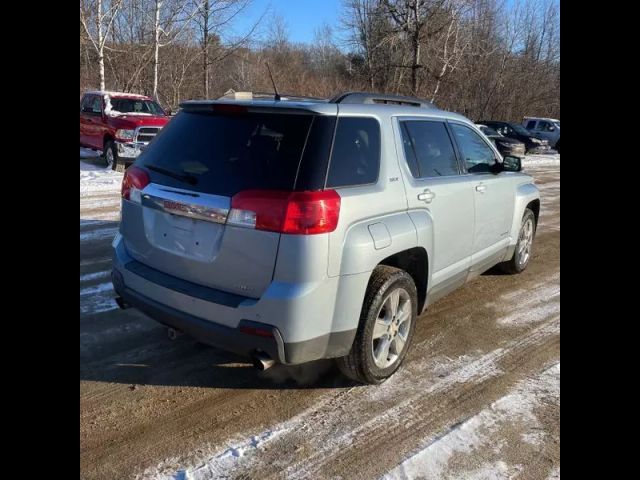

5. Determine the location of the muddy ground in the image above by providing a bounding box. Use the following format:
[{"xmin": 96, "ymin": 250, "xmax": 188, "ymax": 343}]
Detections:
[{"xmin": 80, "ymin": 160, "xmax": 560, "ymax": 480}]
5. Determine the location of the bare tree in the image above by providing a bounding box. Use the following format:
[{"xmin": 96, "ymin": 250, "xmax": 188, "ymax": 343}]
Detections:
[
  {"xmin": 150, "ymin": 0, "xmax": 201, "ymax": 97},
  {"xmin": 80, "ymin": 0, "xmax": 124, "ymax": 90},
  {"xmin": 193, "ymin": 0, "xmax": 261, "ymax": 98},
  {"xmin": 382, "ymin": 0, "xmax": 448, "ymax": 95},
  {"xmin": 429, "ymin": 1, "xmax": 470, "ymax": 102}
]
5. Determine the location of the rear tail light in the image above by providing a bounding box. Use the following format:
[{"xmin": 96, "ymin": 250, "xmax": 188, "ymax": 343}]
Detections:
[
  {"xmin": 228, "ymin": 189, "xmax": 341, "ymax": 235},
  {"xmin": 121, "ymin": 166, "xmax": 150, "ymax": 202}
]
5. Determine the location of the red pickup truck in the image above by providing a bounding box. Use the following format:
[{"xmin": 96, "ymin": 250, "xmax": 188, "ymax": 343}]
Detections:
[{"xmin": 80, "ymin": 91, "xmax": 170, "ymax": 171}]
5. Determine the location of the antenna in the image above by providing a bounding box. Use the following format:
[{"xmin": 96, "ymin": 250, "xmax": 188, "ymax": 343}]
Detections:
[{"xmin": 265, "ymin": 62, "xmax": 281, "ymax": 101}]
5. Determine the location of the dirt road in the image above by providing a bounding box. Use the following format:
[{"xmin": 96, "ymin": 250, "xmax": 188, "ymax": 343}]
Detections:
[{"xmin": 80, "ymin": 158, "xmax": 560, "ymax": 480}]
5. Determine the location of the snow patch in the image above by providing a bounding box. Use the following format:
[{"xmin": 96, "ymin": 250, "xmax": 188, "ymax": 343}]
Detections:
[
  {"xmin": 382, "ymin": 363, "xmax": 559, "ymax": 480},
  {"xmin": 80, "ymin": 147, "xmax": 101, "ymax": 159},
  {"xmin": 80, "ymin": 161, "xmax": 123, "ymax": 197},
  {"xmin": 80, "ymin": 282, "xmax": 113, "ymax": 297},
  {"xmin": 80, "ymin": 226, "xmax": 119, "ymax": 242},
  {"xmin": 522, "ymin": 153, "xmax": 560, "ymax": 167},
  {"xmin": 143, "ymin": 430, "xmax": 284, "ymax": 480},
  {"xmin": 79, "ymin": 270, "xmax": 110, "ymax": 283}
]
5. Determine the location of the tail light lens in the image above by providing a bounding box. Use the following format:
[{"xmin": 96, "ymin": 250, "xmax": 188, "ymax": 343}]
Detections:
[
  {"xmin": 228, "ymin": 189, "xmax": 341, "ymax": 235},
  {"xmin": 121, "ymin": 166, "xmax": 150, "ymax": 202}
]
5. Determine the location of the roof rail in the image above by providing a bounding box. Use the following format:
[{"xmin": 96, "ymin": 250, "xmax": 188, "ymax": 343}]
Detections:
[
  {"xmin": 329, "ymin": 91, "xmax": 434, "ymax": 108},
  {"xmin": 217, "ymin": 91, "xmax": 326, "ymax": 102}
]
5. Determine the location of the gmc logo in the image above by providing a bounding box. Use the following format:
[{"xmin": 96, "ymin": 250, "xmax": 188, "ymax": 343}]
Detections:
[{"xmin": 163, "ymin": 200, "xmax": 188, "ymax": 212}]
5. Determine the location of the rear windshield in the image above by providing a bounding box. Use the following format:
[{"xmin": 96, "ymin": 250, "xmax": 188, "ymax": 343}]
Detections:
[
  {"xmin": 110, "ymin": 98, "xmax": 164, "ymax": 115},
  {"xmin": 137, "ymin": 111, "xmax": 315, "ymax": 197}
]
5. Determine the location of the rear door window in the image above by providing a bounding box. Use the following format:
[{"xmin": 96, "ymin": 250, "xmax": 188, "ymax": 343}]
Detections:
[
  {"xmin": 138, "ymin": 111, "xmax": 315, "ymax": 197},
  {"xmin": 400, "ymin": 120, "xmax": 460, "ymax": 178},
  {"xmin": 326, "ymin": 117, "xmax": 380, "ymax": 188},
  {"xmin": 526, "ymin": 120, "xmax": 537, "ymax": 129}
]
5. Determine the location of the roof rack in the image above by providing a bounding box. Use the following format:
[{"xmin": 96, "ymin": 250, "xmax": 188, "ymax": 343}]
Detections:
[{"xmin": 329, "ymin": 91, "xmax": 434, "ymax": 108}]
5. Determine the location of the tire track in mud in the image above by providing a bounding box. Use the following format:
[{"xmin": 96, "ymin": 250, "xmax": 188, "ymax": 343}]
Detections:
[{"xmin": 144, "ymin": 291, "xmax": 559, "ymax": 480}]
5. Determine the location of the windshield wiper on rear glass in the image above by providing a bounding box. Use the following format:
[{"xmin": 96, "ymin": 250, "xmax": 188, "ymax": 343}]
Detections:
[{"xmin": 144, "ymin": 164, "xmax": 198, "ymax": 186}]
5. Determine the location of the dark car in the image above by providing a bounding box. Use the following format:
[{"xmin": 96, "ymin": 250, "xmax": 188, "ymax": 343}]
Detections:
[
  {"xmin": 476, "ymin": 124, "xmax": 525, "ymax": 157},
  {"xmin": 477, "ymin": 120, "xmax": 549, "ymax": 153}
]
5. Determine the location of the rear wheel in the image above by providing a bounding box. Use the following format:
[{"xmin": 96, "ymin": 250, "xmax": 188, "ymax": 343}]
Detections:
[
  {"xmin": 103, "ymin": 140, "xmax": 117, "ymax": 170},
  {"xmin": 499, "ymin": 208, "xmax": 536, "ymax": 274},
  {"xmin": 337, "ymin": 266, "xmax": 417, "ymax": 384}
]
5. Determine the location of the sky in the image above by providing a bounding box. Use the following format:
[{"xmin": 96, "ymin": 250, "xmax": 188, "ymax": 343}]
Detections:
[{"xmin": 233, "ymin": 0, "xmax": 344, "ymax": 45}]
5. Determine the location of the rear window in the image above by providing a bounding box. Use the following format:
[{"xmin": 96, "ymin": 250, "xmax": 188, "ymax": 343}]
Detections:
[
  {"xmin": 110, "ymin": 97, "xmax": 164, "ymax": 115},
  {"xmin": 326, "ymin": 117, "xmax": 380, "ymax": 188},
  {"xmin": 137, "ymin": 111, "xmax": 315, "ymax": 197}
]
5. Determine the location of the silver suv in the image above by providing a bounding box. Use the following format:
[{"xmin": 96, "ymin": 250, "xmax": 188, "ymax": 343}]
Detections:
[{"xmin": 112, "ymin": 92, "xmax": 540, "ymax": 384}]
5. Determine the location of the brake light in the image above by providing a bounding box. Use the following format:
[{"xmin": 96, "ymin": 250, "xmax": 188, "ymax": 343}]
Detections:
[
  {"xmin": 228, "ymin": 190, "xmax": 341, "ymax": 235},
  {"xmin": 211, "ymin": 104, "xmax": 248, "ymax": 115},
  {"xmin": 121, "ymin": 166, "xmax": 150, "ymax": 202}
]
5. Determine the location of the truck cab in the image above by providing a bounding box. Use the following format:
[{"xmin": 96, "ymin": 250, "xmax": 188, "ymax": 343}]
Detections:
[{"xmin": 80, "ymin": 91, "xmax": 171, "ymax": 171}]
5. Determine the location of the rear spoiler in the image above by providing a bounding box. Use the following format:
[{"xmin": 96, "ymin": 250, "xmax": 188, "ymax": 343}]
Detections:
[{"xmin": 179, "ymin": 100, "xmax": 337, "ymax": 116}]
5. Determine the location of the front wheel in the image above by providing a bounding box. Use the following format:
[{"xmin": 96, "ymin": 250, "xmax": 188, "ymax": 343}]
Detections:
[
  {"xmin": 103, "ymin": 140, "xmax": 117, "ymax": 170},
  {"xmin": 337, "ymin": 266, "xmax": 417, "ymax": 384},
  {"xmin": 499, "ymin": 208, "xmax": 536, "ymax": 274}
]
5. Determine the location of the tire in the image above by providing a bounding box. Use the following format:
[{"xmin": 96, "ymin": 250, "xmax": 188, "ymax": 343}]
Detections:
[
  {"xmin": 499, "ymin": 208, "xmax": 536, "ymax": 274},
  {"xmin": 555, "ymin": 140, "xmax": 560, "ymax": 153},
  {"xmin": 103, "ymin": 140, "xmax": 117, "ymax": 170},
  {"xmin": 337, "ymin": 265, "xmax": 418, "ymax": 384}
]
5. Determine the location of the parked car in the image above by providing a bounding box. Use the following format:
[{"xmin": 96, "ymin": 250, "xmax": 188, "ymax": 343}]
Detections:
[
  {"xmin": 476, "ymin": 124, "xmax": 526, "ymax": 157},
  {"xmin": 112, "ymin": 92, "xmax": 540, "ymax": 384},
  {"xmin": 477, "ymin": 120, "xmax": 550, "ymax": 153},
  {"xmin": 523, "ymin": 117, "xmax": 560, "ymax": 152},
  {"xmin": 80, "ymin": 91, "xmax": 170, "ymax": 171}
]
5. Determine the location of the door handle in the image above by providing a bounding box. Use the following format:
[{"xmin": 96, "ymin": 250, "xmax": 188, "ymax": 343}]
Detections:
[
  {"xmin": 417, "ymin": 189, "xmax": 435, "ymax": 203},
  {"xmin": 475, "ymin": 184, "xmax": 487, "ymax": 193}
]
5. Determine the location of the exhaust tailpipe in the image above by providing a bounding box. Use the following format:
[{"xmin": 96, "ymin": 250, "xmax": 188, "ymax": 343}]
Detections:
[
  {"xmin": 115, "ymin": 297, "xmax": 130, "ymax": 310},
  {"xmin": 252, "ymin": 351, "xmax": 275, "ymax": 371},
  {"xmin": 167, "ymin": 327, "xmax": 183, "ymax": 340}
]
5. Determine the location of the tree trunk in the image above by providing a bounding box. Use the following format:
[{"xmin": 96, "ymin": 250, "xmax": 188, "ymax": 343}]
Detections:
[
  {"xmin": 410, "ymin": 32, "xmax": 420, "ymax": 95},
  {"xmin": 153, "ymin": 0, "xmax": 162, "ymax": 98},
  {"xmin": 202, "ymin": 0, "xmax": 210, "ymax": 98},
  {"xmin": 97, "ymin": 0, "xmax": 105, "ymax": 90}
]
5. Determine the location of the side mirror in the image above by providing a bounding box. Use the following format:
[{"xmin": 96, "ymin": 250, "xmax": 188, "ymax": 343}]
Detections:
[{"xmin": 502, "ymin": 155, "xmax": 522, "ymax": 172}]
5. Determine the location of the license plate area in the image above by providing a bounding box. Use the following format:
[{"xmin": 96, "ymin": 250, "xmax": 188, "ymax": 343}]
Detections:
[{"xmin": 143, "ymin": 208, "xmax": 224, "ymax": 261}]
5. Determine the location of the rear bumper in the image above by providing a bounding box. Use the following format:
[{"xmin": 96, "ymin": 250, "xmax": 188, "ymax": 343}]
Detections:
[
  {"xmin": 111, "ymin": 234, "xmax": 358, "ymax": 364},
  {"xmin": 115, "ymin": 280, "xmax": 286, "ymax": 362}
]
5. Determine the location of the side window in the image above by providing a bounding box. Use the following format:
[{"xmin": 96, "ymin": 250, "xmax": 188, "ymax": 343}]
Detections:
[
  {"xmin": 326, "ymin": 117, "xmax": 380, "ymax": 188},
  {"xmin": 400, "ymin": 121, "xmax": 459, "ymax": 178},
  {"xmin": 81, "ymin": 95, "xmax": 94, "ymax": 113},
  {"xmin": 450, "ymin": 123, "xmax": 497, "ymax": 174},
  {"xmin": 494, "ymin": 124, "xmax": 508, "ymax": 136},
  {"xmin": 526, "ymin": 120, "xmax": 536, "ymax": 130},
  {"xmin": 90, "ymin": 96, "xmax": 103, "ymax": 114}
]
